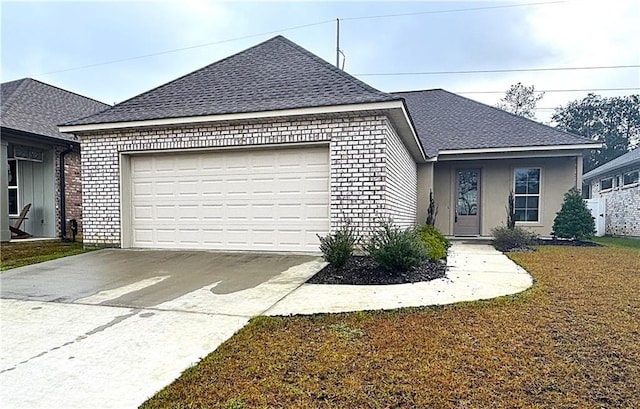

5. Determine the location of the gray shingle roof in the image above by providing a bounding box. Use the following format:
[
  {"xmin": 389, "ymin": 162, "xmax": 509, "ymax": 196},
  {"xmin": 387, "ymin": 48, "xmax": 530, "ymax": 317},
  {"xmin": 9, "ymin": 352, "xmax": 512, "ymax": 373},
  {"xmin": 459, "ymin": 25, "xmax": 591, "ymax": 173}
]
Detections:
[
  {"xmin": 583, "ymin": 147, "xmax": 640, "ymax": 181},
  {"xmin": 394, "ymin": 89, "xmax": 596, "ymax": 157},
  {"xmin": 66, "ymin": 36, "xmax": 398, "ymax": 126},
  {"xmin": 1, "ymin": 78, "xmax": 110, "ymax": 142}
]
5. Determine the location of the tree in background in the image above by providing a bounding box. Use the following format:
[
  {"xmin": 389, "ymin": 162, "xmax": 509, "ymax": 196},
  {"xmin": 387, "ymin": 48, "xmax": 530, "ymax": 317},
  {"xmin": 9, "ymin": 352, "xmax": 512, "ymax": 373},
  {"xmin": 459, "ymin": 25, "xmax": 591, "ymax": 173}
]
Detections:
[
  {"xmin": 496, "ymin": 82, "xmax": 545, "ymax": 120},
  {"xmin": 552, "ymin": 94, "xmax": 640, "ymax": 172}
]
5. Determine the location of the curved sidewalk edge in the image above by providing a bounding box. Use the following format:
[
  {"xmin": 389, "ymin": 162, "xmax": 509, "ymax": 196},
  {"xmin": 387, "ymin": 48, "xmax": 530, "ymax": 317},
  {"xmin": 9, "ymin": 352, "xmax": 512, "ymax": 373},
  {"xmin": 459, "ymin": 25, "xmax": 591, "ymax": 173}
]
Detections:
[{"xmin": 265, "ymin": 243, "xmax": 533, "ymax": 316}]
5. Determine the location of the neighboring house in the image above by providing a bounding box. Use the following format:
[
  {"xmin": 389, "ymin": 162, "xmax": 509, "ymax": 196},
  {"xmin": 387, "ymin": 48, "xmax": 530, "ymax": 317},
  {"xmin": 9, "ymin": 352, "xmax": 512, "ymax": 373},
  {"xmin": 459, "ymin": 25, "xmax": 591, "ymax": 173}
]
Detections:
[
  {"xmin": 60, "ymin": 36, "xmax": 597, "ymax": 251},
  {"xmin": 583, "ymin": 148, "xmax": 640, "ymax": 236},
  {"xmin": 1, "ymin": 78, "xmax": 110, "ymax": 241}
]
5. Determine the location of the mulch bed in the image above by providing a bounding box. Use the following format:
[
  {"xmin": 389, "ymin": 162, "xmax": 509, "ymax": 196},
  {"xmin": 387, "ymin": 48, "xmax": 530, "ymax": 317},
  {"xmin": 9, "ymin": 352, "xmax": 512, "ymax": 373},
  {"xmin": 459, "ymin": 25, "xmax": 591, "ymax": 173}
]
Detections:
[{"xmin": 307, "ymin": 255, "xmax": 447, "ymax": 285}]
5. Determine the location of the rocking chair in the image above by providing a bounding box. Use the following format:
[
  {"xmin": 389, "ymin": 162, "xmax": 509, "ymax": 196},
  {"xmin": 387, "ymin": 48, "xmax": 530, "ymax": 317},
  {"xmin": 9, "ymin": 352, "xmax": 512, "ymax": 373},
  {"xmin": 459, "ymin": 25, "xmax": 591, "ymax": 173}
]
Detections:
[{"xmin": 10, "ymin": 203, "xmax": 32, "ymax": 239}]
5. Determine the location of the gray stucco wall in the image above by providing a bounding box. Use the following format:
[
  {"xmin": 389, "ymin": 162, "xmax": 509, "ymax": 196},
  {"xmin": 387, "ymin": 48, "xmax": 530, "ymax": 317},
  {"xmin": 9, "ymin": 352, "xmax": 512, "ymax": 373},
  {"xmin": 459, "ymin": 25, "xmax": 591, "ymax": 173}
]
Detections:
[{"xmin": 433, "ymin": 156, "xmax": 579, "ymax": 237}]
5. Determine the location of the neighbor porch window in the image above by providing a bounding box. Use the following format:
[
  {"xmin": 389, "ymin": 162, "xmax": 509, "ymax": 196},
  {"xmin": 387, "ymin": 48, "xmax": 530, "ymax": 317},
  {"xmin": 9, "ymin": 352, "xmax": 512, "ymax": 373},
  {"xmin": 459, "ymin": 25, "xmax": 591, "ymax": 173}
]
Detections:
[
  {"xmin": 600, "ymin": 177, "xmax": 613, "ymax": 191},
  {"xmin": 8, "ymin": 159, "xmax": 19, "ymax": 215},
  {"xmin": 623, "ymin": 170, "xmax": 639, "ymax": 186},
  {"xmin": 514, "ymin": 168, "xmax": 540, "ymax": 222}
]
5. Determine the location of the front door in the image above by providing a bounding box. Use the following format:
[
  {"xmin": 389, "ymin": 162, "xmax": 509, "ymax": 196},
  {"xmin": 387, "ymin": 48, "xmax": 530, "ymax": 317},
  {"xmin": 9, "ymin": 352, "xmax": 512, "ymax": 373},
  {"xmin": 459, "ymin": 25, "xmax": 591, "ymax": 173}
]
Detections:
[{"xmin": 454, "ymin": 169, "xmax": 480, "ymax": 236}]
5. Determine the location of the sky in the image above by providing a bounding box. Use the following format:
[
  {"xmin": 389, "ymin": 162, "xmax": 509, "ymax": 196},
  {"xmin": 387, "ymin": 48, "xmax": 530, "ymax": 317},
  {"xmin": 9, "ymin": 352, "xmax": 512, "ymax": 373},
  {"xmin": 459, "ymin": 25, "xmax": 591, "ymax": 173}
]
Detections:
[{"xmin": 1, "ymin": 0, "xmax": 638, "ymax": 123}]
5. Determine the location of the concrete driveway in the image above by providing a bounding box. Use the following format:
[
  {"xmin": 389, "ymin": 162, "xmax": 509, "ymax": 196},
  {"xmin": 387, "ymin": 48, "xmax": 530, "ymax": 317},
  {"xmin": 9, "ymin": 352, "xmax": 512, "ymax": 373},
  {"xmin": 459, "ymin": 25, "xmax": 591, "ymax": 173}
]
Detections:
[{"xmin": 0, "ymin": 249, "xmax": 324, "ymax": 409}]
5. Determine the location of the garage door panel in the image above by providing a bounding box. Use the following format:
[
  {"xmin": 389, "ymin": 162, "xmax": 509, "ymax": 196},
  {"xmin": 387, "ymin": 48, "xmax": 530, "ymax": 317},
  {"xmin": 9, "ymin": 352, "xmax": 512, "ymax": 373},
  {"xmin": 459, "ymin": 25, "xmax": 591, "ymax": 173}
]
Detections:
[{"xmin": 129, "ymin": 146, "xmax": 329, "ymax": 251}]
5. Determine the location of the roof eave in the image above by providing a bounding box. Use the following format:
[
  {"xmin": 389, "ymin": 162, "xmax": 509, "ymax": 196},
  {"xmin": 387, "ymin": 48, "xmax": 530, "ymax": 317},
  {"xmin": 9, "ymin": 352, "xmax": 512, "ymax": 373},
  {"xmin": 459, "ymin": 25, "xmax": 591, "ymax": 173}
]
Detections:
[
  {"xmin": 59, "ymin": 100, "xmax": 427, "ymax": 161},
  {"xmin": 439, "ymin": 143, "xmax": 601, "ymax": 156},
  {"xmin": 59, "ymin": 100, "xmax": 408, "ymax": 133}
]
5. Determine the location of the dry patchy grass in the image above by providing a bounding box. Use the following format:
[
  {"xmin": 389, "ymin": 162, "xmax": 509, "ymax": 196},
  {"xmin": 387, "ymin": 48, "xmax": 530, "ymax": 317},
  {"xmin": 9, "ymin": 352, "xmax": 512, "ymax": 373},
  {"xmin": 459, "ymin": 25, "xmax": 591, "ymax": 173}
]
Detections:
[
  {"xmin": 141, "ymin": 246, "xmax": 640, "ymax": 409},
  {"xmin": 1, "ymin": 240, "xmax": 90, "ymax": 271}
]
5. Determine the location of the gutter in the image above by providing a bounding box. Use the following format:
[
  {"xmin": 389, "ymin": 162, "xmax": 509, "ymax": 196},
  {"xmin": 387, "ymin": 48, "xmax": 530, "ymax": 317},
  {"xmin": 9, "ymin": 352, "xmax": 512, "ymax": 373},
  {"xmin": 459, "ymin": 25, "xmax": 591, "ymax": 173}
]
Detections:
[{"xmin": 59, "ymin": 145, "xmax": 74, "ymax": 239}]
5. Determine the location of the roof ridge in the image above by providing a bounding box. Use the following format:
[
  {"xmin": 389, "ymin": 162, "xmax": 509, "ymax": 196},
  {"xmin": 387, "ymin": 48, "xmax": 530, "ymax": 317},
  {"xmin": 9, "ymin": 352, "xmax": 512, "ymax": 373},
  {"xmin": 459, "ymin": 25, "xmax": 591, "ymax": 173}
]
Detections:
[
  {"xmin": 274, "ymin": 36, "xmax": 396, "ymax": 99},
  {"xmin": 29, "ymin": 78, "xmax": 110, "ymax": 107},
  {"xmin": 1, "ymin": 78, "xmax": 110, "ymax": 108},
  {"xmin": 391, "ymin": 88, "xmax": 444, "ymax": 95},
  {"xmin": 1, "ymin": 78, "xmax": 30, "ymax": 118},
  {"xmin": 419, "ymin": 88, "xmax": 594, "ymax": 144},
  {"xmin": 103, "ymin": 35, "xmax": 295, "ymax": 110}
]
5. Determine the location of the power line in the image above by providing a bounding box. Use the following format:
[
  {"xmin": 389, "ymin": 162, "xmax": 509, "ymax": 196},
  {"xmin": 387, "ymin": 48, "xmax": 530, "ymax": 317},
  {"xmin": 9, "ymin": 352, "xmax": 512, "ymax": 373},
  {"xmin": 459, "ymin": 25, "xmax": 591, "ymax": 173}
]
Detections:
[
  {"xmin": 355, "ymin": 64, "xmax": 640, "ymax": 76},
  {"xmin": 32, "ymin": 1, "xmax": 567, "ymax": 77},
  {"xmin": 455, "ymin": 87, "xmax": 640, "ymax": 94},
  {"xmin": 34, "ymin": 19, "xmax": 335, "ymax": 76},
  {"xmin": 342, "ymin": 1, "xmax": 566, "ymax": 21}
]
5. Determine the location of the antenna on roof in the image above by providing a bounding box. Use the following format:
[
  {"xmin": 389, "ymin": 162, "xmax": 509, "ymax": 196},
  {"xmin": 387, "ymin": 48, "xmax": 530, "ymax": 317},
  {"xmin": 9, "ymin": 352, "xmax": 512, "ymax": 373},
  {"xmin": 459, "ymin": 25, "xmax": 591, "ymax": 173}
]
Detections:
[
  {"xmin": 336, "ymin": 18, "xmax": 346, "ymax": 70},
  {"xmin": 336, "ymin": 18, "xmax": 340, "ymax": 68}
]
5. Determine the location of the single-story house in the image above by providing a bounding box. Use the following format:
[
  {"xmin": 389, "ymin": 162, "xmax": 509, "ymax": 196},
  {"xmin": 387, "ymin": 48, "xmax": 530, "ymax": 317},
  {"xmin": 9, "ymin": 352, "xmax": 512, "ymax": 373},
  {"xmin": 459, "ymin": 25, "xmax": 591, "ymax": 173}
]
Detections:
[
  {"xmin": 60, "ymin": 35, "xmax": 598, "ymax": 252},
  {"xmin": 1, "ymin": 78, "xmax": 110, "ymax": 241},
  {"xmin": 583, "ymin": 148, "xmax": 640, "ymax": 236}
]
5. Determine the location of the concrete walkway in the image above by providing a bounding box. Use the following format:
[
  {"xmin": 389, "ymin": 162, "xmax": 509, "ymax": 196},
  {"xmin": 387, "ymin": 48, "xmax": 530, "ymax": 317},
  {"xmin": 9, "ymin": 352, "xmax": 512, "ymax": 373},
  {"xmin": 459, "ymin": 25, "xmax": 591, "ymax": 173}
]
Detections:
[{"xmin": 266, "ymin": 242, "xmax": 533, "ymax": 315}]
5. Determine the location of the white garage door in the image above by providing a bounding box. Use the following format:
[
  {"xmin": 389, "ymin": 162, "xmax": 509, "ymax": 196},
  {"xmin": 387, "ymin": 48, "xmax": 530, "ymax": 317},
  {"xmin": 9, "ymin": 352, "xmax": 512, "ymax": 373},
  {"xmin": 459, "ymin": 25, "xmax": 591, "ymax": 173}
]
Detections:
[{"xmin": 128, "ymin": 146, "xmax": 330, "ymax": 252}]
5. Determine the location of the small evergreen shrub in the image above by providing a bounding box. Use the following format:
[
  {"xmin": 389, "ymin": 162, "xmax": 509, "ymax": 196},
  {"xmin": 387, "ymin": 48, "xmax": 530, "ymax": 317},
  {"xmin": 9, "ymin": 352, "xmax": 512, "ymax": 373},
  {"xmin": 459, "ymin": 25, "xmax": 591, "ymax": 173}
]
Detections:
[
  {"xmin": 418, "ymin": 233, "xmax": 448, "ymax": 262},
  {"xmin": 552, "ymin": 187, "xmax": 596, "ymax": 240},
  {"xmin": 506, "ymin": 191, "xmax": 516, "ymax": 230},
  {"xmin": 426, "ymin": 189, "xmax": 438, "ymax": 226},
  {"xmin": 416, "ymin": 224, "xmax": 451, "ymax": 250},
  {"xmin": 365, "ymin": 222, "xmax": 428, "ymax": 272},
  {"xmin": 317, "ymin": 225, "xmax": 357, "ymax": 268},
  {"xmin": 491, "ymin": 225, "xmax": 537, "ymax": 252}
]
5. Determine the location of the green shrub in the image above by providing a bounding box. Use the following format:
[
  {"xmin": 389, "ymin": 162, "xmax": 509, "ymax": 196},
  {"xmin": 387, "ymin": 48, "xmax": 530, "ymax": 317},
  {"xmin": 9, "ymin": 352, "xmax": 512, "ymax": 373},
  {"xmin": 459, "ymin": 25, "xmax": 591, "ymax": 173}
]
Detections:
[
  {"xmin": 416, "ymin": 224, "xmax": 451, "ymax": 249},
  {"xmin": 415, "ymin": 225, "xmax": 450, "ymax": 262},
  {"xmin": 317, "ymin": 225, "xmax": 357, "ymax": 268},
  {"xmin": 419, "ymin": 233, "xmax": 448, "ymax": 262},
  {"xmin": 365, "ymin": 222, "xmax": 428, "ymax": 272},
  {"xmin": 506, "ymin": 191, "xmax": 516, "ymax": 230},
  {"xmin": 552, "ymin": 187, "xmax": 596, "ymax": 240},
  {"xmin": 491, "ymin": 225, "xmax": 537, "ymax": 252},
  {"xmin": 426, "ymin": 189, "xmax": 438, "ymax": 226}
]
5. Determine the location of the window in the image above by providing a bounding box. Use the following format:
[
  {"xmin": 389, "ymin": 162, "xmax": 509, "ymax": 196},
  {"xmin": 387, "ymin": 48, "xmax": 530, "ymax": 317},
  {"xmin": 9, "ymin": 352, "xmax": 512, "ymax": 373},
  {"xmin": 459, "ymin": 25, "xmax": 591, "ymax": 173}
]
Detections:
[
  {"xmin": 514, "ymin": 168, "xmax": 540, "ymax": 222},
  {"xmin": 623, "ymin": 170, "xmax": 639, "ymax": 186},
  {"xmin": 600, "ymin": 177, "xmax": 613, "ymax": 191},
  {"xmin": 8, "ymin": 159, "xmax": 19, "ymax": 215}
]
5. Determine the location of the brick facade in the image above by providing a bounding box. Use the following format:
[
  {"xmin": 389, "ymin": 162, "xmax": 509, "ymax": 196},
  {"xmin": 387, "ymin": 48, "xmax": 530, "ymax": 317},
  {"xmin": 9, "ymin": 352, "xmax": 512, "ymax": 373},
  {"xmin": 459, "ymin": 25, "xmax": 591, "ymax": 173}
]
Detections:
[
  {"xmin": 79, "ymin": 113, "xmax": 418, "ymax": 247},
  {"xmin": 54, "ymin": 146, "xmax": 83, "ymax": 238},
  {"xmin": 589, "ymin": 166, "xmax": 640, "ymax": 236}
]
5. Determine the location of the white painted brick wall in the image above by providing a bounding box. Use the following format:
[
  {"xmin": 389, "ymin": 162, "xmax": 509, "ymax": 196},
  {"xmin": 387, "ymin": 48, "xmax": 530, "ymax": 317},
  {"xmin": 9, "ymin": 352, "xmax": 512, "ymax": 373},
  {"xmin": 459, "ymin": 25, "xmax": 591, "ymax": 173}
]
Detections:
[
  {"xmin": 382, "ymin": 118, "xmax": 417, "ymax": 228},
  {"xmin": 589, "ymin": 167, "xmax": 640, "ymax": 236},
  {"xmin": 80, "ymin": 113, "xmax": 419, "ymax": 247}
]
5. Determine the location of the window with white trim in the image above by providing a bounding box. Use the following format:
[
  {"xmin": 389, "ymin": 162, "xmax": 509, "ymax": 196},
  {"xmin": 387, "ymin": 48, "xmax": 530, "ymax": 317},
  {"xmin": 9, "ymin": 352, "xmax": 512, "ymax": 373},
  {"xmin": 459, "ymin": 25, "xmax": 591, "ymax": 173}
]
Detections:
[
  {"xmin": 600, "ymin": 177, "xmax": 613, "ymax": 191},
  {"xmin": 623, "ymin": 170, "xmax": 639, "ymax": 186},
  {"xmin": 8, "ymin": 159, "xmax": 19, "ymax": 216},
  {"xmin": 514, "ymin": 168, "xmax": 540, "ymax": 222}
]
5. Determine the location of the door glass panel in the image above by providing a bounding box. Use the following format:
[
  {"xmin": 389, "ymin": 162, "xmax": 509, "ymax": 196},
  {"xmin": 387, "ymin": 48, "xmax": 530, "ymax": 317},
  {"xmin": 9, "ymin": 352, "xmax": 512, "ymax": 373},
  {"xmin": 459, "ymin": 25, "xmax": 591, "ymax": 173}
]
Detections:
[{"xmin": 457, "ymin": 170, "xmax": 478, "ymax": 216}]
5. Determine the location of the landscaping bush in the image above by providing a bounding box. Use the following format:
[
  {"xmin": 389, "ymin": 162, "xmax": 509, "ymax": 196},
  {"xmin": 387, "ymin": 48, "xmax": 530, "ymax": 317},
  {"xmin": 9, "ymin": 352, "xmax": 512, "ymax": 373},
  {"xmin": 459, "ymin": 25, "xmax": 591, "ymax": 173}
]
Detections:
[
  {"xmin": 418, "ymin": 233, "xmax": 448, "ymax": 262},
  {"xmin": 416, "ymin": 224, "xmax": 451, "ymax": 249},
  {"xmin": 317, "ymin": 225, "xmax": 357, "ymax": 268},
  {"xmin": 491, "ymin": 225, "xmax": 537, "ymax": 252},
  {"xmin": 365, "ymin": 222, "xmax": 428, "ymax": 272},
  {"xmin": 506, "ymin": 191, "xmax": 516, "ymax": 230},
  {"xmin": 425, "ymin": 189, "xmax": 438, "ymax": 226},
  {"xmin": 552, "ymin": 187, "xmax": 596, "ymax": 240},
  {"xmin": 416, "ymin": 225, "xmax": 450, "ymax": 261}
]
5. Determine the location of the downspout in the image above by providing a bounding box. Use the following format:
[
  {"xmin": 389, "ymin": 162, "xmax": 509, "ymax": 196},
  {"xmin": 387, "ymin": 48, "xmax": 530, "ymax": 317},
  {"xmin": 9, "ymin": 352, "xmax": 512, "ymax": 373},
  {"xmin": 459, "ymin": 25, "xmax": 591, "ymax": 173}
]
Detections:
[{"xmin": 59, "ymin": 145, "xmax": 74, "ymax": 240}]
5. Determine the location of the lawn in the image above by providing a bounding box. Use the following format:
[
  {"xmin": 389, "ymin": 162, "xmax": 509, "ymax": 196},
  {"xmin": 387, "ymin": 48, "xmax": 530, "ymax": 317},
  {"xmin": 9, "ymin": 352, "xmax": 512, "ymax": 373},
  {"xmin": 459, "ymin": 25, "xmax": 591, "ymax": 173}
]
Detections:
[
  {"xmin": 593, "ymin": 235, "xmax": 640, "ymax": 249},
  {"xmin": 1, "ymin": 240, "xmax": 92, "ymax": 271},
  {"xmin": 141, "ymin": 245, "xmax": 640, "ymax": 409}
]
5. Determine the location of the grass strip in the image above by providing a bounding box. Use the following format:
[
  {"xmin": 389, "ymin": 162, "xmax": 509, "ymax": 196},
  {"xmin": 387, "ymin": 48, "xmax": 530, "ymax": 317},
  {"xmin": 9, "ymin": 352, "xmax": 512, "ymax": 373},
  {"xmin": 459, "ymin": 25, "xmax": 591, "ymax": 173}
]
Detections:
[{"xmin": 1, "ymin": 241, "xmax": 93, "ymax": 271}]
